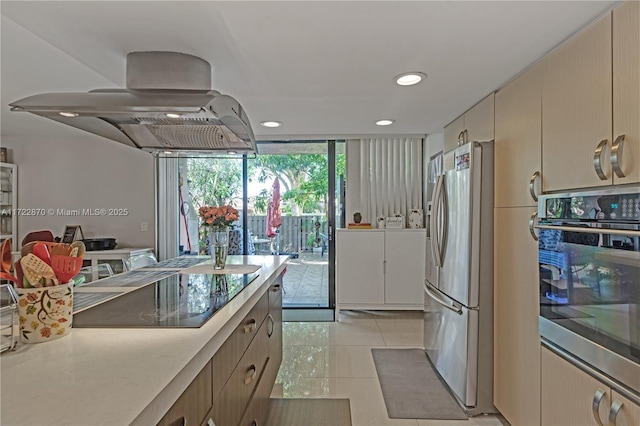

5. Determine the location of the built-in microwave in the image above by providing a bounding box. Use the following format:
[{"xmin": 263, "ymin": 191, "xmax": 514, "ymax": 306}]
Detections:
[{"xmin": 537, "ymin": 186, "xmax": 640, "ymax": 395}]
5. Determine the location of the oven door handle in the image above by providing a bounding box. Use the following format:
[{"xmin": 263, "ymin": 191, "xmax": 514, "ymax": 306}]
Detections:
[{"xmin": 536, "ymin": 224, "xmax": 640, "ymax": 237}]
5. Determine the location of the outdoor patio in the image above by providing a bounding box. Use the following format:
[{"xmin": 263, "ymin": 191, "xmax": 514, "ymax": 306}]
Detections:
[{"xmin": 281, "ymin": 250, "xmax": 329, "ymax": 307}]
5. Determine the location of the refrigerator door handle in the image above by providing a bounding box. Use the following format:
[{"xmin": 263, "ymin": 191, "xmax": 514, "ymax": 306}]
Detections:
[
  {"xmin": 439, "ymin": 177, "xmax": 449, "ymax": 265},
  {"xmin": 430, "ymin": 174, "xmax": 444, "ymax": 267},
  {"xmin": 424, "ymin": 283, "xmax": 462, "ymax": 315}
]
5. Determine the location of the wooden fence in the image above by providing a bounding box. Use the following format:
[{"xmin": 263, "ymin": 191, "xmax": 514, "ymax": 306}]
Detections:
[{"xmin": 240, "ymin": 214, "xmax": 328, "ymax": 254}]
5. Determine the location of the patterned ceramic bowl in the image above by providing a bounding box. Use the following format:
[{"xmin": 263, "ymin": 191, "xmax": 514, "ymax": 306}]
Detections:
[{"xmin": 15, "ymin": 281, "xmax": 73, "ymax": 343}]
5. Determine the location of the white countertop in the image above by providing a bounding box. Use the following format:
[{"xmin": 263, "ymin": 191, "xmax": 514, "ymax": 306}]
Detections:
[{"xmin": 0, "ymin": 255, "xmax": 289, "ymax": 426}]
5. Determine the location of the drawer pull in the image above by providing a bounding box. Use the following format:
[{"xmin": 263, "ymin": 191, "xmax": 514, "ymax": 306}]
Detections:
[
  {"xmin": 267, "ymin": 314, "xmax": 274, "ymax": 337},
  {"xmin": 244, "ymin": 365, "xmax": 257, "ymax": 384},
  {"xmin": 592, "ymin": 388, "xmax": 606, "ymax": 426},
  {"xmin": 251, "ymin": 421, "xmax": 258, "ymax": 426},
  {"xmin": 243, "ymin": 319, "xmax": 257, "ymax": 334},
  {"xmin": 608, "ymin": 400, "xmax": 624, "ymax": 426},
  {"xmin": 271, "ymin": 284, "xmax": 281, "ymax": 292},
  {"xmin": 207, "ymin": 418, "xmax": 215, "ymax": 426}
]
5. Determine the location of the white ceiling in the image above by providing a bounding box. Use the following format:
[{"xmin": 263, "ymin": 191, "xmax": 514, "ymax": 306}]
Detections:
[{"xmin": 1, "ymin": 1, "xmax": 619, "ymax": 142}]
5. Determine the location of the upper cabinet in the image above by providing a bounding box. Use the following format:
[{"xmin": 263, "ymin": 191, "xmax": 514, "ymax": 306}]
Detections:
[
  {"xmin": 542, "ymin": 12, "xmax": 612, "ymax": 191},
  {"xmin": 444, "ymin": 94, "xmax": 495, "ymax": 153},
  {"xmin": 542, "ymin": 2, "xmax": 639, "ymax": 191},
  {"xmin": 612, "ymin": 0, "xmax": 640, "ymax": 185},
  {"xmin": 495, "ymin": 64, "xmax": 542, "ymax": 208},
  {"xmin": 465, "ymin": 93, "xmax": 495, "ymax": 143},
  {"xmin": 444, "ymin": 115, "xmax": 465, "ymax": 153}
]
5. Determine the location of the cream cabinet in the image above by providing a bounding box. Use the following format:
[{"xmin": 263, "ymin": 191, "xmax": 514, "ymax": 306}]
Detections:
[
  {"xmin": 336, "ymin": 229, "xmax": 426, "ymax": 315},
  {"xmin": 444, "ymin": 115, "xmax": 466, "ymax": 153},
  {"xmin": 495, "ymin": 64, "xmax": 542, "ymax": 208},
  {"xmin": 610, "ymin": 390, "xmax": 640, "ymax": 426},
  {"xmin": 493, "ymin": 207, "xmax": 540, "ymax": 426},
  {"xmin": 336, "ymin": 230, "xmax": 385, "ymax": 306},
  {"xmin": 541, "ymin": 346, "xmax": 640, "ymax": 426},
  {"xmin": 444, "ymin": 94, "xmax": 495, "ymax": 153},
  {"xmin": 612, "ymin": 0, "xmax": 640, "ymax": 185},
  {"xmin": 542, "ymin": 2, "xmax": 640, "ymax": 191}
]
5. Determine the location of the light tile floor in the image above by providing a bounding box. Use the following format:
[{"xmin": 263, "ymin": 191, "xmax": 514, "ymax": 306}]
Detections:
[{"xmin": 273, "ymin": 310, "xmax": 509, "ymax": 426}]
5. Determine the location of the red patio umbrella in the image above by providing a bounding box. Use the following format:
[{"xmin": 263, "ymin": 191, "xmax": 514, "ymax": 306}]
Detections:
[
  {"xmin": 266, "ymin": 179, "xmax": 282, "ymax": 255},
  {"xmin": 266, "ymin": 178, "xmax": 282, "ymax": 238}
]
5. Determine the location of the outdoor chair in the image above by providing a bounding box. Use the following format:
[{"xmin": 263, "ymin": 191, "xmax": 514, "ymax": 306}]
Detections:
[{"xmin": 228, "ymin": 229, "xmax": 256, "ymax": 255}]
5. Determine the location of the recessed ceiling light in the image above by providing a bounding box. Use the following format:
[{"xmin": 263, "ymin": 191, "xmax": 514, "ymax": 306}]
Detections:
[
  {"xmin": 59, "ymin": 111, "xmax": 79, "ymax": 117},
  {"xmin": 166, "ymin": 113, "xmax": 181, "ymax": 118},
  {"xmin": 227, "ymin": 150, "xmax": 238, "ymax": 155},
  {"xmin": 163, "ymin": 151, "xmax": 173, "ymax": 155},
  {"xmin": 375, "ymin": 119, "xmax": 395, "ymax": 126},
  {"xmin": 395, "ymin": 72, "xmax": 427, "ymax": 86},
  {"xmin": 260, "ymin": 121, "xmax": 281, "ymax": 128}
]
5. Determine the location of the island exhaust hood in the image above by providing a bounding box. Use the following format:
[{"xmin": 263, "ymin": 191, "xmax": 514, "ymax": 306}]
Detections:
[{"xmin": 9, "ymin": 51, "xmax": 257, "ymax": 156}]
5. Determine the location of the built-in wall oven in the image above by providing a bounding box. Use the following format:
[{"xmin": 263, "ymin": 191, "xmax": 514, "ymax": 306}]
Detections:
[{"xmin": 537, "ymin": 187, "xmax": 640, "ymax": 396}]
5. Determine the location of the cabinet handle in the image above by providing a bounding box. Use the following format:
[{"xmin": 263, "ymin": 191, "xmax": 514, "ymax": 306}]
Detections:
[
  {"xmin": 207, "ymin": 418, "xmax": 215, "ymax": 426},
  {"xmin": 592, "ymin": 389, "xmax": 607, "ymax": 426},
  {"xmin": 244, "ymin": 365, "xmax": 257, "ymax": 384},
  {"xmin": 251, "ymin": 421, "xmax": 258, "ymax": 426},
  {"xmin": 593, "ymin": 139, "xmax": 610, "ymax": 180},
  {"xmin": 243, "ymin": 319, "xmax": 257, "ymax": 334},
  {"xmin": 611, "ymin": 135, "xmax": 626, "ymax": 178},
  {"xmin": 529, "ymin": 211, "xmax": 538, "ymax": 241},
  {"xmin": 457, "ymin": 130, "xmax": 465, "ymax": 146},
  {"xmin": 271, "ymin": 284, "xmax": 281, "ymax": 293},
  {"xmin": 267, "ymin": 314, "xmax": 274, "ymax": 337},
  {"xmin": 608, "ymin": 400, "xmax": 623, "ymax": 426},
  {"xmin": 528, "ymin": 171, "xmax": 540, "ymax": 202}
]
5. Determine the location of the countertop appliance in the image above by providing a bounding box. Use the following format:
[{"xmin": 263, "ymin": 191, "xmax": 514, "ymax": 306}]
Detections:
[
  {"xmin": 537, "ymin": 187, "xmax": 640, "ymax": 395},
  {"xmin": 9, "ymin": 51, "xmax": 257, "ymax": 156},
  {"xmin": 423, "ymin": 141, "xmax": 496, "ymax": 415},
  {"xmin": 73, "ymin": 272, "xmax": 259, "ymax": 328}
]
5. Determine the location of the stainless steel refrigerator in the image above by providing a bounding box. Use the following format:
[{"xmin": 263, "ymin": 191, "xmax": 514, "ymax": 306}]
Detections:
[{"xmin": 423, "ymin": 141, "xmax": 496, "ymax": 415}]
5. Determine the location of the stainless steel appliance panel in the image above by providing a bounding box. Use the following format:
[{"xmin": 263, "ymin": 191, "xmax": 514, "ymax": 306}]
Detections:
[
  {"xmin": 438, "ymin": 145, "xmax": 474, "ymax": 307},
  {"xmin": 537, "ymin": 186, "xmax": 640, "ymax": 394},
  {"xmin": 424, "ymin": 282, "xmax": 478, "ymax": 407}
]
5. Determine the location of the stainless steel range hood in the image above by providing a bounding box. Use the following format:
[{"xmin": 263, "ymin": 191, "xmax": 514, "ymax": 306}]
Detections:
[{"xmin": 9, "ymin": 52, "xmax": 257, "ymax": 156}]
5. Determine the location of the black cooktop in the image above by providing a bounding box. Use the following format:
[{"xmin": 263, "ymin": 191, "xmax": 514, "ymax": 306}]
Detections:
[{"xmin": 73, "ymin": 272, "xmax": 259, "ymax": 328}]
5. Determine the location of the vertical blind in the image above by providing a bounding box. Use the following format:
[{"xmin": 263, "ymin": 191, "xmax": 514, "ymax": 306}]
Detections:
[{"xmin": 346, "ymin": 138, "xmax": 423, "ymax": 224}]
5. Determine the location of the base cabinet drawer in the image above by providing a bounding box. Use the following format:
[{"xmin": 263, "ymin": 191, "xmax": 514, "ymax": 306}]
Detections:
[
  {"xmin": 239, "ymin": 357, "xmax": 273, "ymax": 426},
  {"xmin": 212, "ymin": 317, "xmax": 269, "ymax": 426},
  {"xmin": 157, "ymin": 360, "xmax": 213, "ymax": 426},
  {"xmin": 541, "ymin": 347, "xmax": 640, "ymax": 426},
  {"xmin": 267, "ymin": 292, "xmax": 283, "ymax": 385},
  {"xmin": 213, "ymin": 291, "xmax": 269, "ymax": 400}
]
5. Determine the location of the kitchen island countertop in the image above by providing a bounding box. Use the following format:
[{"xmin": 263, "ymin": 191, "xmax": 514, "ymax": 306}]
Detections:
[{"xmin": 0, "ymin": 255, "xmax": 289, "ymax": 426}]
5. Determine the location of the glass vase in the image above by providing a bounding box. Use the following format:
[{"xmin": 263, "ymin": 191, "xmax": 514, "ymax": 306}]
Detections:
[{"xmin": 210, "ymin": 227, "xmax": 229, "ymax": 269}]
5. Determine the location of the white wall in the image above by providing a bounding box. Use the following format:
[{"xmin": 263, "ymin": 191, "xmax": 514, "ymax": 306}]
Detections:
[
  {"xmin": 424, "ymin": 132, "xmax": 444, "ymax": 160},
  {"xmin": 1, "ymin": 17, "xmax": 155, "ymax": 248}
]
